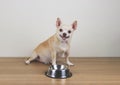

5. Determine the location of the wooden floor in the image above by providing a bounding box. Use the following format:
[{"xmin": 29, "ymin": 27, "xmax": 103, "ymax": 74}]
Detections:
[{"xmin": 0, "ymin": 57, "xmax": 120, "ymax": 85}]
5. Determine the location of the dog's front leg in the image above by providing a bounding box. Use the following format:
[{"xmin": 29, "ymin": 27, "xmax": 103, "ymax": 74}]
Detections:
[
  {"xmin": 51, "ymin": 51, "xmax": 57, "ymax": 65},
  {"xmin": 65, "ymin": 51, "xmax": 74, "ymax": 66}
]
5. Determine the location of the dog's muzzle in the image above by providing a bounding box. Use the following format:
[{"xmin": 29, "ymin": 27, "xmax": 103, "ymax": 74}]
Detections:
[{"xmin": 60, "ymin": 34, "xmax": 69, "ymax": 40}]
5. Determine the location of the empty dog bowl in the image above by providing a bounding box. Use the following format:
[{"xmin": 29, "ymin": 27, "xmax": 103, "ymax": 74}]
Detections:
[{"xmin": 45, "ymin": 64, "xmax": 72, "ymax": 79}]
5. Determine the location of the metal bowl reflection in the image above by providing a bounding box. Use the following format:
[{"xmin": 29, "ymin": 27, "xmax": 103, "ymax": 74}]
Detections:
[{"xmin": 45, "ymin": 65, "xmax": 72, "ymax": 79}]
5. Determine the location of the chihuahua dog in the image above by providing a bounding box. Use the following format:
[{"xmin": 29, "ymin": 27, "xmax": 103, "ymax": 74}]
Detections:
[{"xmin": 25, "ymin": 18, "xmax": 77, "ymax": 65}]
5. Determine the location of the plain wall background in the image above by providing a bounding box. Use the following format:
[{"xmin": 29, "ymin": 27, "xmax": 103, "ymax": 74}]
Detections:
[{"xmin": 0, "ymin": 0, "xmax": 120, "ymax": 57}]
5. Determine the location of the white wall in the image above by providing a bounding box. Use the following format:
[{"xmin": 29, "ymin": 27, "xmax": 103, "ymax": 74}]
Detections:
[{"xmin": 0, "ymin": 0, "xmax": 120, "ymax": 57}]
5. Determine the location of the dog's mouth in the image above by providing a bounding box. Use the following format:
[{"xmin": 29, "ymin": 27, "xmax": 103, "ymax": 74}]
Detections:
[{"xmin": 60, "ymin": 35, "xmax": 69, "ymax": 40}]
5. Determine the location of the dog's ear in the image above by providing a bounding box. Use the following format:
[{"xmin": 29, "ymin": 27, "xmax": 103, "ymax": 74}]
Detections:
[
  {"xmin": 56, "ymin": 18, "xmax": 61, "ymax": 28},
  {"xmin": 72, "ymin": 20, "xmax": 77, "ymax": 30}
]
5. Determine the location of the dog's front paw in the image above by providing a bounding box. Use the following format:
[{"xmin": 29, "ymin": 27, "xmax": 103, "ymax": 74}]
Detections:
[
  {"xmin": 25, "ymin": 60, "xmax": 30, "ymax": 65},
  {"xmin": 67, "ymin": 61, "xmax": 74, "ymax": 66}
]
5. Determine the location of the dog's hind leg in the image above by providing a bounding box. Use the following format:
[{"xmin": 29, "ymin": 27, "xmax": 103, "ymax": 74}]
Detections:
[{"xmin": 25, "ymin": 52, "xmax": 38, "ymax": 64}]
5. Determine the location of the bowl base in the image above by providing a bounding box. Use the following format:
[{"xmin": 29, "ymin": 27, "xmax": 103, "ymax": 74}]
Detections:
[{"xmin": 45, "ymin": 72, "xmax": 72, "ymax": 79}]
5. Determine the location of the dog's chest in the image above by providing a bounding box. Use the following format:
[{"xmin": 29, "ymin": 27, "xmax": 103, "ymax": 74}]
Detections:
[{"xmin": 57, "ymin": 42, "xmax": 69, "ymax": 52}]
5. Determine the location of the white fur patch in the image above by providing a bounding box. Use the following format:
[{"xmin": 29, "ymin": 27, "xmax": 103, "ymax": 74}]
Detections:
[{"xmin": 59, "ymin": 42, "xmax": 68, "ymax": 52}]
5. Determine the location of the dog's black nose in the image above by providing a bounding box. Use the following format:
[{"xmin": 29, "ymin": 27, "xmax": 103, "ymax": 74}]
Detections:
[{"xmin": 63, "ymin": 33, "xmax": 67, "ymax": 37}]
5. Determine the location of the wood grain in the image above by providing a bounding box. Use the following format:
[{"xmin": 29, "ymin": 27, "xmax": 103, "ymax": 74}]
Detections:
[{"xmin": 0, "ymin": 57, "xmax": 120, "ymax": 85}]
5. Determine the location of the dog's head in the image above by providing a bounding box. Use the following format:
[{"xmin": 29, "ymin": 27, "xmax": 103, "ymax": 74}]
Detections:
[{"xmin": 56, "ymin": 18, "xmax": 77, "ymax": 42}]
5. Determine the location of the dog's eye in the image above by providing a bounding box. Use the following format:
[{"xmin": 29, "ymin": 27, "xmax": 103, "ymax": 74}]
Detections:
[
  {"xmin": 68, "ymin": 30, "xmax": 71, "ymax": 33},
  {"xmin": 59, "ymin": 29, "xmax": 63, "ymax": 32}
]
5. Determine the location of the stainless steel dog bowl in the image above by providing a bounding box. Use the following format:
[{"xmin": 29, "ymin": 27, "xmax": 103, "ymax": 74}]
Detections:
[{"xmin": 45, "ymin": 65, "xmax": 72, "ymax": 79}]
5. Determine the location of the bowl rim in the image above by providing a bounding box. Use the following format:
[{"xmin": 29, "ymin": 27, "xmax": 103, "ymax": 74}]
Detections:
[{"xmin": 49, "ymin": 64, "xmax": 69, "ymax": 70}]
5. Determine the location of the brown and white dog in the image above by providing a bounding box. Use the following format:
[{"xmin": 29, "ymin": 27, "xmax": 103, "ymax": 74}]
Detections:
[{"xmin": 25, "ymin": 18, "xmax": 77, "ymax": 65}]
